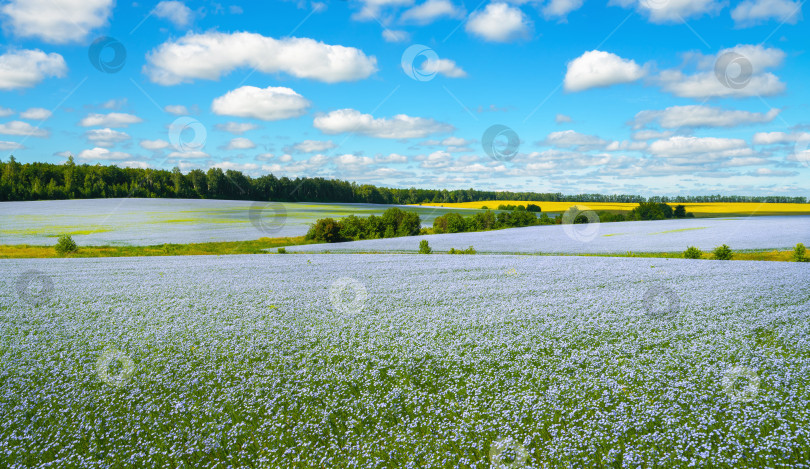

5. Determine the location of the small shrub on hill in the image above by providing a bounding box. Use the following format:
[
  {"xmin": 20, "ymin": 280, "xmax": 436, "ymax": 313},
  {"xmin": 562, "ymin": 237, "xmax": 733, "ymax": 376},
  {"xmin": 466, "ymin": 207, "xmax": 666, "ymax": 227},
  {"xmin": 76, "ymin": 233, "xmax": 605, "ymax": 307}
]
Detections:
[
  {"xmin": 55, "ymin": 234, "xmax": 78, "ymax": 256},
  {"xmin": 793, "ymin": 243, "xmax": 809, "ymax": 262},
  {"xmin": 712, "ymin": 244, "xmax": 733, "ymax": 260},
  {"xmin": 419, "ymin": 240, "xmax": 431, "ymax": 254},
  {"xmin": 683, "ymin": 246, "xmax": 703, "ymax": 259}
]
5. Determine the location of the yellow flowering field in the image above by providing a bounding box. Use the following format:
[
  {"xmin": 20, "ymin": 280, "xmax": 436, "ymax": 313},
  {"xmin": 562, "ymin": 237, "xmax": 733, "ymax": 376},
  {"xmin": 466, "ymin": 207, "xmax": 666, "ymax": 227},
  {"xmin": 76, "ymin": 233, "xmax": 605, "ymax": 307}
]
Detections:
[{"xmin": 411, "ymin": 201, "xmax": 810, "ymax": 216}]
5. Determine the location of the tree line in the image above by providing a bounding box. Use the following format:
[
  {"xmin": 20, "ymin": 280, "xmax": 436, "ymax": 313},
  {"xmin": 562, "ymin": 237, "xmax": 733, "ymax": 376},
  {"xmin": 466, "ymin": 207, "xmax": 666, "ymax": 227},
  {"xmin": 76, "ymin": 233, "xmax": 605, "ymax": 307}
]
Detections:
[{"xmin": 1, "ymin": 157, "xmax": 806, "ymax": 204}]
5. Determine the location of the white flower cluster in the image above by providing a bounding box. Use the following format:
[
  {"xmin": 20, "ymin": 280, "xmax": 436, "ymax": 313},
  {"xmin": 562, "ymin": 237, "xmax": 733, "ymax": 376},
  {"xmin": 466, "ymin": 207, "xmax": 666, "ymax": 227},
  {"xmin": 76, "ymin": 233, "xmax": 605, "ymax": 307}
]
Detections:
[{"xmin": 0, "ymin": 254, "xmax": 808, "ymax": 468}]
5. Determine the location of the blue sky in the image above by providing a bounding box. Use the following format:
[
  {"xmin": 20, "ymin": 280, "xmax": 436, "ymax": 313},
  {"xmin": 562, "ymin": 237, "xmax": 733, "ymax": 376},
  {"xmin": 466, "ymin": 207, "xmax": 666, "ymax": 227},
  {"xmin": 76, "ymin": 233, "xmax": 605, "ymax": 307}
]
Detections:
[{"xmin": 0, "ymin": 0, "xmax": 808, "ymax": 196}]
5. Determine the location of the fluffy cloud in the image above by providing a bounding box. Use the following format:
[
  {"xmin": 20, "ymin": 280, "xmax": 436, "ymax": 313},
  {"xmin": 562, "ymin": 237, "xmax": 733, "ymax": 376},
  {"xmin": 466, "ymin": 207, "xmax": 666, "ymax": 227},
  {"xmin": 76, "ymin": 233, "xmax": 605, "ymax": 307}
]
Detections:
[
  {"xmin": 140, "ymin": 139, "xmax": 171, "ymax": 150},
  {"xmin": 555, "ymin": 114, "xmax": 572, "ymax": 124},
  {"xmin": 648, "ymin": 136, "xmax": 749, "ymax": 157},
  {"xmin": 0, "ymin": 121, "xmax": 48, "ymax": 137},
  {"xmin": 0, "ymin": 107, "xmax": 13, "ymax": 117},
  {"xmin": 352, "ymin": 0, "xmax": 413, "ymax": 21},
  {"xmin": 145, "ymin": 32, "xmax": 378, "ymax": 85},
  {"xmin": 225, "ymin": 137, "xmax": 256, "ymax": 150},
  {"xmin": 543, "ymin": 0, "xmax": 585, "ymax": 19},
  {"xmin": 731, "ymin": 0, "xmax": 802, "ymax": 26},
  {"xmin": 466, "ymin": 3, "xmax": 531, "ymax": 42},
  {"xmin": 658, "ymin": 45, "xmax": 786, "ymax": 98},
  {"xmin": 85, "ymin": 128, "xmax": 130, "ymax": 147},
  {"xmin": 314, "ymin": 109, "xmax": 454, "ymax": 139},
  {"xmin": 1, "ymin": 0, "xmax": 113, "ymax": 43},
  {"xmin": 401, "ymin": 0, "xmax": 464, "ymax": 24},
  {"xmin": 154, "ymin": 1, "xmax": 193, "ymax": 28},
  {"xmin": 214, "ymin": 122, "xmax": 259, "ymax": 134},
  {"xmin": 609, "ymin": 0, "xmax": 724, "ymax": 23},
  {"xmin": 164, "ymin": 105, "xmax": 189, "ymax": 116},
  {"xmin": 0, "ymin": 141, "xmax": 24, "ymax": 150},
  {"xmin": 0, "ymin": 50, "xmax": 67, "ymax": 90},
  {"xmin": 77, "ymin": 147, "xmax": 132, "ymax": 160},
  {"xmin": 633, "ymin": 105, "xmax": 780, "ymax": 129},
  {"xmin": 420, "ymin": 58, "xmax": 467, "ymax": 78},
  {"xmin": 212, "ymin": 86, "xmax": 311, "ymax": 121},
  {"xmin": 79, "ymin": 113, "xmax": 143, "ymax": 128},
  {"xmin": 286, "ymin": 140, "xmax": 337, "ymax": 153},
  {"xmin": 542, "ymin": 130, "xmax": 608, "ymax": 150},
  {"xmin": 752, "ymin": 131, "xmax": 810, "ymax": 145},
  {"xmin": 20, "ymin": 108, "xmax": 52, "ymax": 120},
  {"xmin": 564, "ymin": 50, "xmax": 646, "ymax": 92}
]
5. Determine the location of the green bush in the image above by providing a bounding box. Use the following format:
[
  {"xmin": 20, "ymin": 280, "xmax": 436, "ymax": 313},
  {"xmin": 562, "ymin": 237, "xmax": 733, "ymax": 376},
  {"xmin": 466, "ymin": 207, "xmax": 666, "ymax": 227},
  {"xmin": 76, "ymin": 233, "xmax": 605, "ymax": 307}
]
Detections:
[
  {"xmin": 712, "ymin": 244, "xmax": 733, "ymax": 260},
  {"xmin": 419, "ymin": 240, "xmax": 431, "ymax": 254},
  {"xmin": 277, "ymin": 247, "xmax": 287, "ymax": 254},
  {"xmin": 55, "ymin": 234, "xmax": 78, "ymax": 255},
  {"xmin": 448, "ymin": 246, "xmax": 476, "ymax": 254},
  {"xmin": 793, "ymin": 243, "xmax": 809, "ymax": 262},
  {"xmin": 683, "ymin": 246, "xmax": 703, "ymax": 259}
]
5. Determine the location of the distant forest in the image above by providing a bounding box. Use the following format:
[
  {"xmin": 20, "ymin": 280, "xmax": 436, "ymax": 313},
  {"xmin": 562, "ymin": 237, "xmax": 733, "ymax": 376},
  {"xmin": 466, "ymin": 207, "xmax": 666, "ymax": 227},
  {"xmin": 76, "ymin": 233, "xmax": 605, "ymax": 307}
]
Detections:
[{"xmin": 1, "ymin": 157, "xmax": 806, "ymax": 204}]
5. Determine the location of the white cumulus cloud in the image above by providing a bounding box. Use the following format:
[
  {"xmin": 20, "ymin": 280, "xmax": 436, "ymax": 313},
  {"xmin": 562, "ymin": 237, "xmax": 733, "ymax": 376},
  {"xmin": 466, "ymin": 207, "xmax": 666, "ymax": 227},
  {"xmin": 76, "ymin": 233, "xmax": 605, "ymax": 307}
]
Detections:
[
  {"xmin": 609, "ymin": 0, "xmax": 724, "ymax": 23},
  {"xmin": 85, "ymin": 128, "xmax": 130, "ymax": 147},
  {"xmin": 20, "ymin": 108, "xmax": 52, "ymax": 120},
  {"xmin": 212, "ymin": 86, "xmax": 311, "ymax": 121},
  {"xmin": 0, "ymin": 121, "xmax": 48, "ymax": 137},
  {"xmin": 154, "ymin": 1, "xmax": 193, "ymax": 28},
  {"xmin": 0, "ymin": 50, "xmax": 67, "ymax": 90},
  {"xmin": 79, "ymin": 113, "xmax": 143, "ymax": 128},
  {"xmin": 77, "ymin": 147, "xmax": 132, "ymax": 160},
  {"xmin": 633, "ymin": 105, "xmax": 780, "ymax": 129},
  {"xmin": 466, "ymin": 3, "xmax": 531, "ymax": 42},
  {"xmin": 144, "ymin": 32, "xmax": 378, "ymax": 85},
  {"xmin": 225, "ymin": 137, "xmax": 257, "ymax": 150},
  {"xmin": 314, "ymin": 109, "xmax": 454, "ymax": 139},
  {"xmin": 732, "ymin": 0, "xmax": 802, "ymax": 26},
  {"xmin": 565, "ymin": 50, "xmax": 646, "ymax": 92},
  {"xmin": 401, "ymin": 0, "xmax": 464, "ymax": 24},
  {"xmin": 1, "ymin": 0, "xmax": 114, "ymax": 44}
]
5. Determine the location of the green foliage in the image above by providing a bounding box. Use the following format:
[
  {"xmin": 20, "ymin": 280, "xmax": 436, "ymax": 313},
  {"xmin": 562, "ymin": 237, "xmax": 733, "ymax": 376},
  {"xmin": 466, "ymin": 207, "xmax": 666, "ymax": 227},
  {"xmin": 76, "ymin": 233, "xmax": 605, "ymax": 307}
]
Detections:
[
  {"xmin": 525, "ymin": 204, "xmax": 541, "ymax": 212},
  {"xmin": 628, "ymin": 202, "xmax": 677, "ymax": 221},
  {"xmin": 448, "ymin": 246, "xmax": 476, "ymax": 254},
  {"xmin": 277, "ymin": 247, "xmax": 287, "ymax": 254},
  {"xmin": 308, "ymin": 208, "xmax": 421, "ymax": 243},
  {"xmin": 419, "ymin": 240, "xmax": 432, "ymax": 254},
  {"xmin": 54, "ymin": 234, "xmax": 78, "ymax": 255},
  {"xmin": 683, "ymin": 246, "xmax": 703, "ymax": 259},
  {"xmin": 305, "ymin": 218, "xmax": 344, "ymax": 243},
  {"xmin": 793, "ymin": 243, "xmax": 809, "ymax": 262},
  {"xmin": 712, "ymin": 244, "xmax": 733, "ymax": 260},
  {"xmin": 598, "ymin": 212, "xmax": 626, "ymax": 223},
  {"xmin": 674, "ymin": 205, "xmax": 687, "ymax": 218}
]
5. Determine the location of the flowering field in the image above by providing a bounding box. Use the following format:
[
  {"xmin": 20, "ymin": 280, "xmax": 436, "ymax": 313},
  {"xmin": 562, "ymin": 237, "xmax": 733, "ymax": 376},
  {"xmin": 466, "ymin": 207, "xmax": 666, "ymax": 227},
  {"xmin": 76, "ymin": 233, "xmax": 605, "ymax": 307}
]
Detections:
[
  {"xmin": 291, "ymin": 215, "xmax": 810, "ymax": 254},
  {"xmin": 421, "ymin": 201, "xmax": 810, "ymax": 217},
  {"xmin": 0, "ymin": 198, "xmax": 470, "ymax": 246},
  {"xmin": 2, "ymin": 254, "xmax": 809, "ymax": 468}
]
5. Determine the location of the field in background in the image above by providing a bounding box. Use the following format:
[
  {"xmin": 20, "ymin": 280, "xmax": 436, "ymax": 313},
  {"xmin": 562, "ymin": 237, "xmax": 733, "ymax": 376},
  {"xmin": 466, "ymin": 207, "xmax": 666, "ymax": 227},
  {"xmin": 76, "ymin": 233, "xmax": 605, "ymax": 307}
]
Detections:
[
  {"xmin": 417, "ymin": 201, "xmax": 810, "ymax": 216},
  {"xmin": 0, "ymin": 198, "xmax": 482, "ymax": 246}
]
